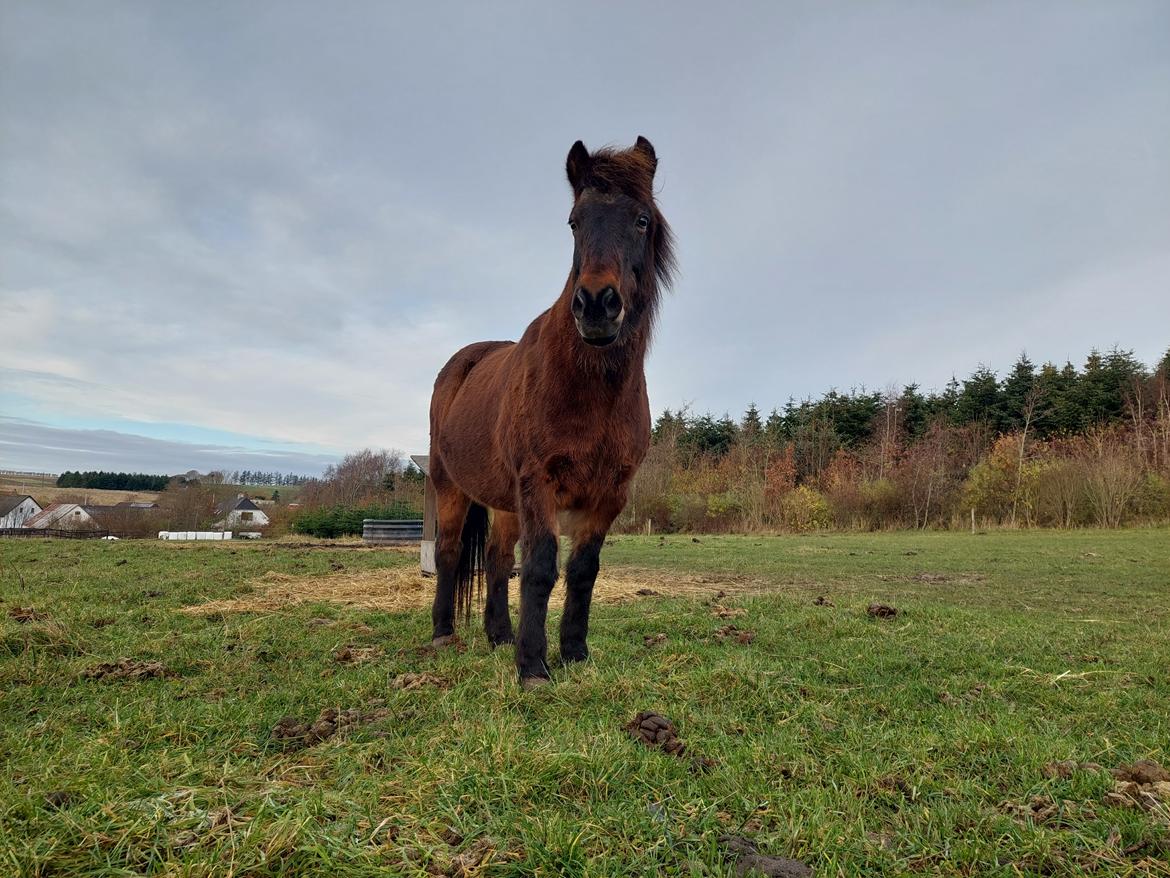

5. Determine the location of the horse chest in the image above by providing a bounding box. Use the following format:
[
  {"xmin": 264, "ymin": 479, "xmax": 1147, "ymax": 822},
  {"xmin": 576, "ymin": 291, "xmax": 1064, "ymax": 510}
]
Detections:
[{"xmin": 543, "ymin": 423, "xmax": 645, "ymax": 508}]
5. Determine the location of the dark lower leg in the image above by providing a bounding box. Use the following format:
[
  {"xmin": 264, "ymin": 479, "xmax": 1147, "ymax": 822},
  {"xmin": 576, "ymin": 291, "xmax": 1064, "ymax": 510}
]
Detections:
[
  {"xmin": 515, "ymin": 532, "xmax": 558, "ymax": 681},
  {"xmin": 560, "ymin": 536, "xmax": 601, "ymax": 663},
  {"xmin": 483, "ymin": 553, "xmax": 515, "ymax": 646},
  {"xmin": 430, "ymin": 541, "xmax": 461, "ymax": 641},
  {"xmin": 430, "ymin": 489, "xmax": 470, "ymax": 644},
  {"xmin": 483, "ymin": 512, "xmax": 518, "ymax": 647}
]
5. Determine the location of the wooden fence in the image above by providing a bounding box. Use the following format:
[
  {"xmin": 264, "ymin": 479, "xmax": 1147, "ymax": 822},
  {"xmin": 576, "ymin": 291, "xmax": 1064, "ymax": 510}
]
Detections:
[{"xmin": 0, "ymin": 527, "xmax": 111, "ymax": 540}]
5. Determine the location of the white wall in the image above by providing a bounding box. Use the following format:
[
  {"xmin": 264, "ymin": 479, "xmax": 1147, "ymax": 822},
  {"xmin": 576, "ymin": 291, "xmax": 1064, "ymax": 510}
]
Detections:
[
  {"xmin": 0, "ymin": 497, "xmax": 42, "ymax": 528},
  {"xmin": 226, "ymin": 508, "xmax": 269, "ymax": 527}
]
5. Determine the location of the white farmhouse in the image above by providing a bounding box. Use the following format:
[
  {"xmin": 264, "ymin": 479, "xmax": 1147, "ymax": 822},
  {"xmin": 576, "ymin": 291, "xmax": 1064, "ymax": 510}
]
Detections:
[
  {"xmin": 23, "ymin": 503, "xmax": 100, "ymax": 530},
  {"xmin": 215, "ymin": 495, "xmax": 270, "ymax": 529},
  {"xmin": 0, "ymin": 494, "xmax": 42, "ymax": 528}
]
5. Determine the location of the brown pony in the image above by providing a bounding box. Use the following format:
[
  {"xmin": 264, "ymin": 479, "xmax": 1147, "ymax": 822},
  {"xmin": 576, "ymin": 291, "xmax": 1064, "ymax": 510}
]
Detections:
[{"xmin": 427, "ymin": 136, "xmax": 676, "ymax": 688}]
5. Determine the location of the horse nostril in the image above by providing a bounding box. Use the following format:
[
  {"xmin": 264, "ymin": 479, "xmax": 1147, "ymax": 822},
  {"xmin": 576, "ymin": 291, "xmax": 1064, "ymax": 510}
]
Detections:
[
  {"xmin": 572, "ymin": 288, "xmax": 588, "ymax": 318},
  {"xmin": 601, "ymin": 287, "xmax": 622, "ymax": 319}
]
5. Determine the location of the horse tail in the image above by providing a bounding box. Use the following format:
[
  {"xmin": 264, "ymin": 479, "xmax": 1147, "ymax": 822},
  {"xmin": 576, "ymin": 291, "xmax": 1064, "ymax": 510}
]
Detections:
[{"xmin": 455, "ymin": 502, "xmax": 488, "ymax": 623}]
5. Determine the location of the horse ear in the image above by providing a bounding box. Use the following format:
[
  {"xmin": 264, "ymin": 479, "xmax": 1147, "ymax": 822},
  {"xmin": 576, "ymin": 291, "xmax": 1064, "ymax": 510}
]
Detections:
[
  {"xmin": 566, "ymin": 140, "xmax": 591, "ymax": 195},
  {"xmin": 634, "ymin": 135, "xmax": 657, "ymax": 175}
]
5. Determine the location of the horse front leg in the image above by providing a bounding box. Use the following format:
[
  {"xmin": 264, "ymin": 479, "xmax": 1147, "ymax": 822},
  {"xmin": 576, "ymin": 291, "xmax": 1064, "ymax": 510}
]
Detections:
[
  {"xmin": 560, "ymin": 505, "xmax": 620, "ymax": 664},
  {"xmin": 515, "ymin": 477, "xmax": 559, "ymax": 688}
]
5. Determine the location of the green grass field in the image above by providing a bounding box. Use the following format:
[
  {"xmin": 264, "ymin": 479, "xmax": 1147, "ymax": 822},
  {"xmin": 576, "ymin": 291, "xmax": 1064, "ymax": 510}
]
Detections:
[{"xmin": 1, "ymin": 530, "xmax": 1168, "ymax": 876}]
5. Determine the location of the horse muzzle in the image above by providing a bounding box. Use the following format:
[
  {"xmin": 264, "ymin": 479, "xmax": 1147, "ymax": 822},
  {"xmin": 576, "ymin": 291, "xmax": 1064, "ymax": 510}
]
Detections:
[{"xmin": 572, "ymin": 285, "xmax": 624, "ymax": 347}]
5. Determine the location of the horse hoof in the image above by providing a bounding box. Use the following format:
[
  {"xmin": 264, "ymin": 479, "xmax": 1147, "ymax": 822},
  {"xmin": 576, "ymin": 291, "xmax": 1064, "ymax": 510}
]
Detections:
[
  {"xmin": 489, "ymin": 635, "xmax": 515, "ymax": 649},
  {"xmin": 520, "ymin": 676, "xmax": 550, "ymax": 691},
  {"xmin": 431, "ymin": 634, "xmax": 459, "ymax": 648}
]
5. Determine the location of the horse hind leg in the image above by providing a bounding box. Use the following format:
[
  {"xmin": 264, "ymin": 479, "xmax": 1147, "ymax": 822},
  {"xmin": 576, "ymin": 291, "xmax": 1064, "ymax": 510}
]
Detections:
[
  {"xmin": 430, "ymin": 484, "xmax": 471, "ymax": 646},
  {"xmin": 483, "ymin": 510, "xmax": 519, "ymax": 647},
  {"xmin": 560, "ymin": 505, "xmax": 620, "ymax": 664}
]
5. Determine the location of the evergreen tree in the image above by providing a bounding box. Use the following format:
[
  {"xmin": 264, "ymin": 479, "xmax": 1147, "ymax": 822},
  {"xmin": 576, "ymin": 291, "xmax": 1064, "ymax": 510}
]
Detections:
[
  {"xmin": 1001, "ymin": 353, "xmax": 1037, "ymax": 432},
  {"xmin": 928, "ymin": 376, "xmax": 961, "ymax": 424},
  {"xmin": 1157, "ymin": 347, "xmax": 1170, "ymax": 377},
  {"xmin": 899, "ymin": 384, "xmax": 930, "ymax": 439},
  {"xmin": 764, "ymin": 408, "xmax": 786, "ymax": 448},
  {"xmin": 681, "ymin": 414, "xmax": 737, "ymax": 456},
  {"xmin": 741, "ymin": 403, "xmax": 763, "ymax": 444},
  {"xmin": 652, "ymin": 409, "xmax": 679, "ymax": 441},
  {"xmin": 955, "ymin": 366, "xmax": 1002, "ymax": 429},
  {"xmin": 1033, "ymin": 361, "xmax": 1079, "ymax": 436},
  {"xmin": 1075, "ymin": 347, "xmax": 1145, "ymax": 427}
]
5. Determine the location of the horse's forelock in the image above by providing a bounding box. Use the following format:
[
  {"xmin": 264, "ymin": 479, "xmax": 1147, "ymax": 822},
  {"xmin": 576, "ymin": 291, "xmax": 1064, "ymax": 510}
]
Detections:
[
  {"xmin": 581, "ymin": 146, "xmax": 656, "ymax": 202},
  {"xmin": 578, "ymin": 147, "xmax": 677, "ymax": 292}
]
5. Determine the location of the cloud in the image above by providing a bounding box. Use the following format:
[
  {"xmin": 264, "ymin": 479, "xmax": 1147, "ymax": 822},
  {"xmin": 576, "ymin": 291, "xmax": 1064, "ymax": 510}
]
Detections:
[
  {"xmin": 0, "ymin": 417, "xmax": 340, "ymax": 476},
  {"xmin": 1, "ymin": 0, "xmax": 1168, "ymax": 473}
]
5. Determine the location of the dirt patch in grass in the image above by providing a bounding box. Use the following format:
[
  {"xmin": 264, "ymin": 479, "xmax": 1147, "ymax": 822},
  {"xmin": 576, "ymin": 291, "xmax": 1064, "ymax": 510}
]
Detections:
[
  {"xmin": 391, "ymin": 672, "xmax": 446, "ymax": 690},
  {"xmin": 1043, "ymin": 760, "xmax": 1105, "ymax": 779},
  {"xmin": 940, "ymin": 683, "xmax": 988, "ymax": 706},
  {"xmin": 81, "ymin": 658, "xmax": 168, "ymax": 681},
  {"xmin": 867, "ymin": 603, "xmax": 899, "ymax": 618},
  {"xmin": 1106, "ymin": 761, "xmax": 1170, "ymax": 816},
  {"xmin": 720, "ymin": 834, "xmax": 813, "ymax": 877},
  {"xmin": 181, "ymin": 567, "xmax": 759, "ymax": 617},
  {"xmin": 911, "ymin": 571, "xmax": 988, "ymax": 584},
  {"xmin": 714, "ymin": 625, "xmax": 755, "ymax": 644},
  {"xmin": 9, "ymin": 606, "xmax": 49, "ymax": 623},
  {"xmin": 333, "ymin": 645, "xmax": 382, "ymax": 664},
  {"xmin": 270, "ymin": 704, "xmax": 389, "ymax": 751},
  {"xmin": 1001, "ymin": 795, "xmax": 1072, "ymax": 824},
  {"xmin": 43, "ymin": 790, "xmax": 72, "ymax": 810},
  {"xmin": 710, "ymin": 604, "xmax": 747, "ymax": 619}
]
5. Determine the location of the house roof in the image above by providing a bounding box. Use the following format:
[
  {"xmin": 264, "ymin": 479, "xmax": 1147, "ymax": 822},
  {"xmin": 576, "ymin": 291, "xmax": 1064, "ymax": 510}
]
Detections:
[
  {"xmin": 24, "ymin": 503, "xmax": 61, "ymax": 527},
  {"xmin": 216, "ymin": 496, "xmax": 262, "ymax": 515},
  {"xmin": 25, "ymin": 503, "xmax": 94, "ymax": 528},
  {"xmin": 114, "ymin": 501, "xmax": 160, "ymax": 509},
  {"xmin": 410, "ymin": 454, "xmax": 430, "ymax": 476},
  {"xmin": 0, "ymin": 494, "xmax": 35, "ymax": 517}
]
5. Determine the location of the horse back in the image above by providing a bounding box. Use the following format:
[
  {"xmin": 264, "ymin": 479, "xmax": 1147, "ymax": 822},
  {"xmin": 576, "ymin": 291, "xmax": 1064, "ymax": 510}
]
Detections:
[{"xmin": 431, "ymin": 340, "xmax": 515, "ymax": 436}]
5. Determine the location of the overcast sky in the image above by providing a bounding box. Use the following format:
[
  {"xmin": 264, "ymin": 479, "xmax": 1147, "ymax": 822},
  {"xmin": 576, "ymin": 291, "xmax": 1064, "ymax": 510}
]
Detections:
[{"xmin": 2, "ymin": 1, "xmax": 1168, "ymax": 476}]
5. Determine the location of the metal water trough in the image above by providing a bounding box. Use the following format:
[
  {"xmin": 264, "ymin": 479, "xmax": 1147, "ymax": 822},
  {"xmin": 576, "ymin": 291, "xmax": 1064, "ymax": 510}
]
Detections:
[{"xmin": 362, "ymin": 519, "xmax": 424, "ymax": 544}]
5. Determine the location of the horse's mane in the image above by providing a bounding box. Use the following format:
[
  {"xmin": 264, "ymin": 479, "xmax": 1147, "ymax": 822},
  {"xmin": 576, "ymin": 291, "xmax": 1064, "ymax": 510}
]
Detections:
[{"xmin": 578, "ymin": 146, "xmax": 677, "ymax": 293}]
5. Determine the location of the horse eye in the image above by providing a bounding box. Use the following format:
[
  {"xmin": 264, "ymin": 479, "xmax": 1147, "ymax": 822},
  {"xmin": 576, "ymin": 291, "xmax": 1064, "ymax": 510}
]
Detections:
[
  {"xmin": 569, "ymin": 220, "xmax": 578, "ymax": 232},
  {"xmin": 635, "ymin": 215, "xmax": 650, "ymax": 231}
]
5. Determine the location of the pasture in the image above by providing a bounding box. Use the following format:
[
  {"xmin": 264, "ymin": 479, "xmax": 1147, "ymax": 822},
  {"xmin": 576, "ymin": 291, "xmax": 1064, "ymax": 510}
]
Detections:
[
  {"xmin": 0, "ymin": 474, "xmax": 160, "ymax": 509},
  {"xmin": 1, "ymin": 530, "xmax": 1168, "ymax": 876}
]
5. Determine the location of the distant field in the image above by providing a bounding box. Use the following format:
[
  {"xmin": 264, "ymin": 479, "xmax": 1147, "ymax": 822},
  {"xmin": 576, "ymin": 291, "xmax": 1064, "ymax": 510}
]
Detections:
[
  {"xmin": 1, "ymin": 530, "xmax": 1168, "ymax": 876},
  {"xmin": 0, "ymin": 481, "xmax": 160, "ymax": 507},
  {"xmin": 0, "ymin": 474, "xmax": 57, "ymax": 495},
  {"xmin": 0, "ymin": 474, "xmax": 305, "ymax": 507}
]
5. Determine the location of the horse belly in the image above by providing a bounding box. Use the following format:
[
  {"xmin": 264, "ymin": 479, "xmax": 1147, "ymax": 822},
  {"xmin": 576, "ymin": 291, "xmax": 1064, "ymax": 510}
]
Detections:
[{"xmin": 436, "ymin": 370, "xmax": 517, "ymax": 512}]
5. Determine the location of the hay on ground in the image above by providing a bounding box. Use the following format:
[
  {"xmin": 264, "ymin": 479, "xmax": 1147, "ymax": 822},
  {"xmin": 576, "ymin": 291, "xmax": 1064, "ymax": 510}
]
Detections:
[{"xmin": 181, "ymin": 566, "xmax": 761, "ymax": 617}]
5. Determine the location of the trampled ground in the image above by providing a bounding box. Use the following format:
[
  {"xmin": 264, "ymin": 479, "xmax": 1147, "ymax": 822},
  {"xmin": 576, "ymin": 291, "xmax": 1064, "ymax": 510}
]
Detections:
[{"xmin": 1, "ymin": 530, "xmax": 1168, "ymax": 876}]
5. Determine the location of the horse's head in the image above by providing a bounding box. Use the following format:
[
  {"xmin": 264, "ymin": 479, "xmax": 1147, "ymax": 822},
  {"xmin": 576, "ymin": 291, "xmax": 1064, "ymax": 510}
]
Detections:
[{"xmin": 565, "ymin": 136, "xmax": 675, "ymax": 349}]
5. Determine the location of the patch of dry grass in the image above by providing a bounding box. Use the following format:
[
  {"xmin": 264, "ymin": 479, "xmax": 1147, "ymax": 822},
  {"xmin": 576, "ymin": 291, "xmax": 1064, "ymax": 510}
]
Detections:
[{"xmin": 180, "ymin": 566, "xmax": 763, "ymax": 616}]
